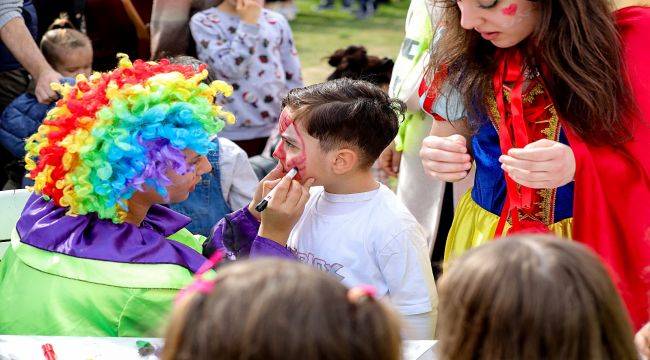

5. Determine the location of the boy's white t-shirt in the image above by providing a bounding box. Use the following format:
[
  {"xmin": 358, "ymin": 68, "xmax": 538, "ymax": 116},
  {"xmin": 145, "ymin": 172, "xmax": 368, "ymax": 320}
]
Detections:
[{"xmin": 287, "ymin": 184, "xmax": 437, "ymax": 316}]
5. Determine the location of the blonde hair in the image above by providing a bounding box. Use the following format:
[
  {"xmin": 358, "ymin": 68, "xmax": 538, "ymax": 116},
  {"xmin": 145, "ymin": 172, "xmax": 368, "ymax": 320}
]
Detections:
[
  {"xmin": 163, "ymin": 259, "xmax": 402, "ymax": 360},
  {"xmin": 437, "ymin": 235, "xmax": 637, "ymax": 360},
  {"xmin": 40, "ymin": 14, "xmax": 91, "ymax": 66}
]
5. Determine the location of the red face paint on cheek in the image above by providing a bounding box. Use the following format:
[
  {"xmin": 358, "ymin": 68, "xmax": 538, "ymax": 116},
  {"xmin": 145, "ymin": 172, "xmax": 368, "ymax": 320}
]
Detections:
[
  {"xmin": 502, "ymin": 3, "xmax": 517, "ymax": 16},
  {"xmin": 273, "ymin": 111, "xmax": 307, "ymax": 180},
  {"xmin": 286, "ymin": 127, "xmax": 307, "ymax": 181}
]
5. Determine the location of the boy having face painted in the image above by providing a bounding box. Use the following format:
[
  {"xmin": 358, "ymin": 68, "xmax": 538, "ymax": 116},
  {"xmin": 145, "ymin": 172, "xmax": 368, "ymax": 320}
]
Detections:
[{"xmin": 207, "ymin": 78, "xmax": 438, "ymax": 340}]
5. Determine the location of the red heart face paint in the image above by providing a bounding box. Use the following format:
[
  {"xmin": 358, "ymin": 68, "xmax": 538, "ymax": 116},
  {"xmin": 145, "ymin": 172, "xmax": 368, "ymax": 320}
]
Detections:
[
  {"xmin": 458, "ymin": 0, "xmax": 539, "ymax": 48},
  {"xmin": 501, "ymin": 3, "xmax": 517, "ymax": 16},
  {"xmin": 273, "ymin": 109, "xmax": 307, "ymax": 180}
]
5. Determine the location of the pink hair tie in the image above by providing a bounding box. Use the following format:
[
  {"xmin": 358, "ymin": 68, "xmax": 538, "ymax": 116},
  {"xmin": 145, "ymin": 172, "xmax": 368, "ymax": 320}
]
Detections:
[
  {"xmin": 175, "ymin": 250, "xmax": 224, "ymax": 304},
  {"xmin": 347, "ymin": 284, "xmax": 377, "ymax": 303}
]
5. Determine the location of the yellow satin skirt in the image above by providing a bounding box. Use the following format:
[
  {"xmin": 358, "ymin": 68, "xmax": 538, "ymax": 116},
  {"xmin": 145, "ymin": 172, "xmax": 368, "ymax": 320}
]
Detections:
[{"xmin": 445, "ymin": 190, "xmax": 573, "ymax": 261}]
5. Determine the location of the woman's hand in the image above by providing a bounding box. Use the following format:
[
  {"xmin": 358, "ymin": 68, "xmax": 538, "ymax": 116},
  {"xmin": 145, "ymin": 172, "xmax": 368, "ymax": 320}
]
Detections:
[
  {"xmin": 258, "ymin": 175, "xmax": 315, "ymax": 246},
  {"xmin": 379, "ymin": 141, "xmax": 402, "ymax": 177},
  {"xmin": 635, "ymin": 322, "xmax": 650, "ymax": 359},
  {"xmin": 419, "ymin": 134, "xmax": 472, "ymax": 182},
  {"xmin": 499, "ymin": 139, "xmax": 575, "ymax": 189}
]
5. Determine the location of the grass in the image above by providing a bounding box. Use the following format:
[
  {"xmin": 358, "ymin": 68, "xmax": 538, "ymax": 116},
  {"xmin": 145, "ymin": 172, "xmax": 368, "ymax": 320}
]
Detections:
[{"xmin": 290, "ymin": 0, "xmax": 410, "ymax": 85}]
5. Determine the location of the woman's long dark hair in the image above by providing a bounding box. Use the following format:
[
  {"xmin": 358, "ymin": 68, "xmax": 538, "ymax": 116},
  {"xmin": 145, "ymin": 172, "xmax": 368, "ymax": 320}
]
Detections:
[{"xmin": 428, "ymin": 0, "xmax": 637, "ymax": 144}]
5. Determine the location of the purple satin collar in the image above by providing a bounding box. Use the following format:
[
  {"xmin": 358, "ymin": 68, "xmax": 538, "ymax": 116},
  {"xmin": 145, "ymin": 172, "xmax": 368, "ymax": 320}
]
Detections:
[{"xmin": 16, "ymin": 194, "xmax": 208, "ymax": 273}]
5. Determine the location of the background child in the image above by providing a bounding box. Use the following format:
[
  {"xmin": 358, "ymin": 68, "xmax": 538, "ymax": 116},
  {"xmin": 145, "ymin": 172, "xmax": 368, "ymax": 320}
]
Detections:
[
  {"xmin": 326, "ymin": 45, "xmax": 393, "ymax": 90},
  {"xmin": 163, "ymin": 258, "xmax": 401, "ymax": 360},
  {"xmin": 436, "ymin": 235, "xmax": 637, "ymax": 360},
  {"xmin": 208, "ymin": 79, "xmax": 438, "ymax": 340},
  {"xmin": 39, "ymin": 16, "xmax": 93, "ymax": 79},
  {"xmin": 167, "ymin": 56, "xmax": 258, "ymax": 236},
  {"xmin": 190, "ymin": 0, "xmax": 303, "ymax": 156},
  {"xmin": 0, "ymin": 16, "xmax": 92, "ymax": 188}
]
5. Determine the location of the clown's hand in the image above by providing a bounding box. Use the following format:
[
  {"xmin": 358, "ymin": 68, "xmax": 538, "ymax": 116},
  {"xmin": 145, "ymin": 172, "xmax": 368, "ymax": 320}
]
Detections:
[
  {"xmin": 258, "ymin": 176, "xmax": 315, "ymax": 246},
  {"xmin": 248, "ymin": 164, "xmax": 286, "ymax": 221},
  {"xmin": 499, "ymin": 139, "xmax": 575, "ymax": 189}
]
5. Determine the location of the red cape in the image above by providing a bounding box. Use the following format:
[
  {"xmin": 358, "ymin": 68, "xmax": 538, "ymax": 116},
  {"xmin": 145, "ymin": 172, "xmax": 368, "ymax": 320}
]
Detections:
[{"xmin": 565, "ymin": 6, "xmax": 650, "ymax": 330}]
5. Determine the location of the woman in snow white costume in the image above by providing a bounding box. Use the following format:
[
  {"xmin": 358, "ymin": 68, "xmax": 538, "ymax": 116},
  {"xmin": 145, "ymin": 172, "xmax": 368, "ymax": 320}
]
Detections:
[{"xmin": 419, "ymin": 0, "xmax": 650, "ymax": 329}]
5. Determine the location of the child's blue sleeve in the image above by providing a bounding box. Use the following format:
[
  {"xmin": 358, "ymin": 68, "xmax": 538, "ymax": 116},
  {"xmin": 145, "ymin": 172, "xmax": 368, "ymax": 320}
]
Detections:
[
  {"xmin": 277, "ymin": 16, "xmax": 303, "ymax": 90},
  {"xmin": 190, "ymin": 11, "xmax": 261, "ymax": 79}
]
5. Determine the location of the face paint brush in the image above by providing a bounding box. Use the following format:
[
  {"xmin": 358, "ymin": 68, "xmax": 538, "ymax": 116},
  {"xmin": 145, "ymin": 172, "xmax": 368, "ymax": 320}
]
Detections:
[{"xmin": 255, "ymin": 167, "xmax": 299, "ymax": 212}]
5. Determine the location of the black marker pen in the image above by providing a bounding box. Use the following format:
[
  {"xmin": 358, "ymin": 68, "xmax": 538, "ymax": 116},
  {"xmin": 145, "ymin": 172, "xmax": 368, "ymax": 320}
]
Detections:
[{"xmin": 254, "ymin": 167, "xmax": 299, "ymax": 212}]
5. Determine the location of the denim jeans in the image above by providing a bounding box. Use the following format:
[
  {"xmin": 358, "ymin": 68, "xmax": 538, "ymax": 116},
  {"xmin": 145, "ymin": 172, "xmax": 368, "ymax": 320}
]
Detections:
[{"xmin": 171, "ymin": 142, "xmax": 232, "ymax": 237}]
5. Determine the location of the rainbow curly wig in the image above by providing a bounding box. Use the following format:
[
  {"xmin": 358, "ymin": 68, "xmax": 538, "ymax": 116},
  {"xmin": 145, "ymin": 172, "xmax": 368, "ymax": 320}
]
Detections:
[{"xmin": 25, "ymin": 55, "xmax": 235, "ymax": 223}]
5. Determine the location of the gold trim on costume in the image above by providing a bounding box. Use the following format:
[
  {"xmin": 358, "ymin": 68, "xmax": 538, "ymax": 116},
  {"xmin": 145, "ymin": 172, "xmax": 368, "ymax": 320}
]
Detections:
[
  {"xmin": 503, "ymin": 83, "xmax": 544, "ymax": 104},
  {"xmin": 487, "ymin": 90, "xmax": 501, "ymax": 130},
  {"xmin": 489, "ymin": 78, "xmax": 563, "ymax": 226}
]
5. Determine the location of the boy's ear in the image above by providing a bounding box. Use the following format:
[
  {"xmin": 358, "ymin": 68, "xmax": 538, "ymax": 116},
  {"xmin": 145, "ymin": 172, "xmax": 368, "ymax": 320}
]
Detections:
[{"xmin": 331, "ymin": 148, "xmax": 358, "ymax": 175}]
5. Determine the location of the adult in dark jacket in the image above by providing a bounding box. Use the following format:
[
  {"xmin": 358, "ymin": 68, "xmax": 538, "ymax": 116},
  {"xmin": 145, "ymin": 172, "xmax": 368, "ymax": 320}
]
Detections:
[
  {"xmin": 0, "ymin": 77, "xmax": 74, "ymax": 158},
  {"xmin": 0, "ymin": 16, "xmax": 91, "ymax": 187},
  {"xmin": 0, "ymin": 0, "xmax": 62, "ymax": 188}
]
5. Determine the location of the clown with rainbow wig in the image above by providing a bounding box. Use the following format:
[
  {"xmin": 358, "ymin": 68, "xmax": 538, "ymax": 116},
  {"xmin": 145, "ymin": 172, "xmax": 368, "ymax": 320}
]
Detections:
[{"xmin": 0, "ymin": 56, "xmax": 236, "ymax": 336}]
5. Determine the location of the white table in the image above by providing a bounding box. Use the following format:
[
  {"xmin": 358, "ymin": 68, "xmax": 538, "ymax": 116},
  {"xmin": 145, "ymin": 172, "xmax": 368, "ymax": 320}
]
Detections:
[
  {"xmin": 0, "ymin": 335, "xmax": 436, "ymax": 360},
  {"xmin": 0, "ymin": 189, "xmax": 31, "ymax": 259},
  {"xmin": 404, "ymin": 340, "xmax": 437, "ymax": 359}
]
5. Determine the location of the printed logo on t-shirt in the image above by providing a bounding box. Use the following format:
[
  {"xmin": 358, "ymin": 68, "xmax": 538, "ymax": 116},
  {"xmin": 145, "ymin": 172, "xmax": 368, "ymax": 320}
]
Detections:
[
  {"xmin": 400, "ymin": 37, "xmax": 419, "ymax": 60},
  {"xmin": 293, "ymin": 250, "xmax": 344, "ymax": 281}
]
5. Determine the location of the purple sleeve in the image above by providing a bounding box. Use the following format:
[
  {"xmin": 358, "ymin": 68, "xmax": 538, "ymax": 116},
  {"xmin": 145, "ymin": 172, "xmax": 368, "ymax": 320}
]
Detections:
[
  {"xmin": 205, "ymin": 207, "xmax": 295, "ymax": 260},
  {"xmin": 250, "ymin": 236, "xmax": 295, "ymax": 259}
]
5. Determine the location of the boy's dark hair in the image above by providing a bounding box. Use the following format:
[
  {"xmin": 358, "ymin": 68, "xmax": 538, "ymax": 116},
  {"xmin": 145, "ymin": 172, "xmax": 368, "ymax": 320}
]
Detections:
[
  {"xmin": 283, "ymin": 78, "xmax": 404, "ymax": 168},
  {"xmin": 327, "ymin": 45, "xmax": 394, "ymax": 87}
]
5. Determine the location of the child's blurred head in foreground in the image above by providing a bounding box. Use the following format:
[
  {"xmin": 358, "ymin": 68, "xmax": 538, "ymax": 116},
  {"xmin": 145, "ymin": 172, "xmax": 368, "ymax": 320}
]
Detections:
[
  {"xmin": 437, "ymin": 235, "xmax": 637, "ymax": 360},
  {"xmin": 163, "ymin": 258, "xmax": 401, "ymax": 360},
  {"xmin": 272, "ymin": 78, "xmax": 403, "ymax": 192}
]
